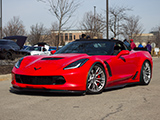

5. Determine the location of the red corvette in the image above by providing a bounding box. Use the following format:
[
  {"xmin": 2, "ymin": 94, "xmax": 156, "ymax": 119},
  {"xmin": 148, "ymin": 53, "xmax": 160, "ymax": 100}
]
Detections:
[{"xmin": 11, "ymin": 39, "xmax": 153, "ymax": 94}]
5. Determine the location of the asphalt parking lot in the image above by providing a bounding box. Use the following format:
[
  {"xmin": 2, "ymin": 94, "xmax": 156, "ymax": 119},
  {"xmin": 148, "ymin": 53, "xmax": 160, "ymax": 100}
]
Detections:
[{"xmin": 0, "ymin": 57, "xmax": 160, "ymax": 120}]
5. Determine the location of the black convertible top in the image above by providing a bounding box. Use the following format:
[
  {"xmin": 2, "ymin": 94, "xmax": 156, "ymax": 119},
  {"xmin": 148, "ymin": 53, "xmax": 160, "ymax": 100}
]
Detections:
[
  {"xmin": 55, "ymin": 39, "xmax": 127, "ymax": 55},
  {"xmin": 75, "ymin": 39, "xmax": 122, "ymax": 43}
]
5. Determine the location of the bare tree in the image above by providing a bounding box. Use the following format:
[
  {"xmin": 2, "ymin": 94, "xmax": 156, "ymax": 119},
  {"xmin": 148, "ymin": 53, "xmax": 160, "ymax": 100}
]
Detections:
[
  {"xmin": 28, "ymin": 23, "xmax": 49, "ymax": 45},
  {"xmin": 47, "ymin": 22, "xmax": 59, "ymax": 46},
  {"xmin": 121, "ymin": 15, "xmax": 144, "ymax": 41},
  {"xmin": 109, "ymin": 6, "xmax": 131, "ymax": 38},
  {"xmin": 80, "ymin": 11, "xmax": 105, "ymax": 38},
  {"xmin": 2, "ymin": 16, "xmax": 26, "ymax": 37},
  {"xmin": 38, "ymin": 0, "xmax": 80, "ymax": 48}
]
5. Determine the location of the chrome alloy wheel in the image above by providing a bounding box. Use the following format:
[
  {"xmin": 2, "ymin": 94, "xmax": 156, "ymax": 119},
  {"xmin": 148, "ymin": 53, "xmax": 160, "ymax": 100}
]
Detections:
[
  {"xmin": 142, "ymin": 62, "xmax": 151, "ymax": 84},
  {"xmin": 87, "ymin": 65, "xmax": 106, "ymax": 93}
]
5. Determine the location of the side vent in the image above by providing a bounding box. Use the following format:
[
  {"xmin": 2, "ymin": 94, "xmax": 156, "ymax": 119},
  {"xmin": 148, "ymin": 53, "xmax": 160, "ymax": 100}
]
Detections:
[
  {"xmin": 132, "ymin": 71, "xmax": 138, "ymax": 80},
  {"xmin": 104, "ymin": 61, "xmax": 112, "ymax": 77}
]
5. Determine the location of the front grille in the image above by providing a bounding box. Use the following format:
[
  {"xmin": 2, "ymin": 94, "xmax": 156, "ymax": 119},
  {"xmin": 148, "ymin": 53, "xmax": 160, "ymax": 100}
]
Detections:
[{"xmin": 15, "ymin": 75, "xmax": 66, "ymax": 85}]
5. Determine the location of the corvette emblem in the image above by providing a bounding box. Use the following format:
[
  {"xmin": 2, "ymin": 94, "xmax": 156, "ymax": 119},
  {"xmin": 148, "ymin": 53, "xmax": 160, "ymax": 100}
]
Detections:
[{"xmin": 34, "ymin": 67, "xmax": 41, "ymax": 70}]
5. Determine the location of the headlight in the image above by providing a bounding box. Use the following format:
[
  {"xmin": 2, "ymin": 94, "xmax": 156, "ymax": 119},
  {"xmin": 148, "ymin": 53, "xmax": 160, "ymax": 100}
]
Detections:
[
  {"xmin": 64, "ymin": 58, "xmax": 89, "ymax": 70},
  {"xmin": 15, "ymin": 58, "xmax": 23, "ymax": 69}
]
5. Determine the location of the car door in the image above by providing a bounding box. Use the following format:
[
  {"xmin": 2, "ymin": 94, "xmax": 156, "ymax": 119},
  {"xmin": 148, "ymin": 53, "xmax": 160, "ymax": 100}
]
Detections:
[{"xmin": 106, "ymin": 42, "xmax": 138, "ymax": 85}]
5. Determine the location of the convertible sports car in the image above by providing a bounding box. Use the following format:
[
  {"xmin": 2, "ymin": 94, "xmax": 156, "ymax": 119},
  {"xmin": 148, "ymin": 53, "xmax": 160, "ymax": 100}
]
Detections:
[{"xmin": 11, "ymin": 39, "xmax": 153, "ymax": 94}]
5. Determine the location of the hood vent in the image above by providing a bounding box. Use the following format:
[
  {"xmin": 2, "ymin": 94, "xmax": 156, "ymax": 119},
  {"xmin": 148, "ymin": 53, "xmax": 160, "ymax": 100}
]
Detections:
[{"xmin": 41, "ymin": 57, "xmax": 64, "ymax": 60}]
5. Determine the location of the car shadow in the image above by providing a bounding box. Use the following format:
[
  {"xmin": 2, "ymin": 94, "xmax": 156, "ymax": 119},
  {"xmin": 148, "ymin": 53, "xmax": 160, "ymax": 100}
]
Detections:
[{"xmin": 9, "ymin": 84, "xmax": 140, "ymax": 97}]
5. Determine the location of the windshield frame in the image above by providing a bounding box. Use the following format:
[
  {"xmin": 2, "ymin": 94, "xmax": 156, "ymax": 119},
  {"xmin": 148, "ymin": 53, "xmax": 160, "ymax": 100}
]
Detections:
[{"xmin": 55, "ymin": 40, "xmax": 116, "ymax": 56}]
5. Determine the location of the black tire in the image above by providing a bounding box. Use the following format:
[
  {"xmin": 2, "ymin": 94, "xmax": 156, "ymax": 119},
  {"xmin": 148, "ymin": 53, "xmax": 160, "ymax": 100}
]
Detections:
[
  {"xmin": 5, "ymin": 52, "xmax": 15, "ymax": 60},
  {"xmin": 5, "ymin": 52, "xmax": 12, "ymax": 60},
  {"xmin": 140, "ymin": 60, "xmax": 151, "ymax": 85},
  {"xmin": 86, "ymin": 64, "xmax": 106, "ymax": 94}
]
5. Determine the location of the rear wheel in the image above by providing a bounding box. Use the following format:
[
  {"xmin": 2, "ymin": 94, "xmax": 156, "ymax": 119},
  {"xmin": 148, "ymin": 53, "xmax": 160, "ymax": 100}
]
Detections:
[
  {"xmin": 86, "ymin": 64, "xmax": 106, "ymax": 94},
  {"xmin": 5, "ymin": 52, "xmax": 12, "ymax": 60},
  {"xmin": 140, "ymin": 61, "xmax": 151, "ymax": 85},
  {"xmin": 5, "ymin": 52, "xmax": 15, "ymax": 60}
]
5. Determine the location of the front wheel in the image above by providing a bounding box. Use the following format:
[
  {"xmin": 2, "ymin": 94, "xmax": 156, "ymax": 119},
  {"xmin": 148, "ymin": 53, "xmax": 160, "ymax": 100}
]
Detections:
[
  {"xmin": 86, "ymin": 64, "xmax": 106, "ymax": 94},
  {"xmin": 140, "ymin": 61, "xmax": 151, "ymax": 85}
]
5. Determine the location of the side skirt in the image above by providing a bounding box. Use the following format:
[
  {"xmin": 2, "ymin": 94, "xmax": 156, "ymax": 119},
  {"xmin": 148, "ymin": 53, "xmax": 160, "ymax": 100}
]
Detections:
[
  {"xmin": 104, "ymin": 84, "xmax": 126, "ymax": 90},
  {"xmin": 104, "ymin": 82, "xmax": 140, "ymax": 91}
]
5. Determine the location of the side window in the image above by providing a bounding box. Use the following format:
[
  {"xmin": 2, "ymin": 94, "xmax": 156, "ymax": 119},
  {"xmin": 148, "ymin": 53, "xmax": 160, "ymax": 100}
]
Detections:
[
  {"xmin": 116, "ymin": 42, "xmax": 127, "ymax": 50},
  {"xmin": 113, "ymin": 43, "xmax": 122, "ymax": 55},
  {"xmin": 122, "ymin": 43, "xmax": 128, "ymax": 50}
]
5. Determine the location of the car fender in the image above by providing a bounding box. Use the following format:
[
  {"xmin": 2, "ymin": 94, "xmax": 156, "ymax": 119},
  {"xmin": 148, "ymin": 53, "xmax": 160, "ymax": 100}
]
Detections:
[
  {"xmin": 86, "ymin": 57, "xmax": 110, "ymax": 81},
  {"xmin": 132, "ymin": 51, "xmax": 153, "ymax": 81},
  {"xmin": 136, "ymin": 51, "xmax": 153, "ymax": 69}
]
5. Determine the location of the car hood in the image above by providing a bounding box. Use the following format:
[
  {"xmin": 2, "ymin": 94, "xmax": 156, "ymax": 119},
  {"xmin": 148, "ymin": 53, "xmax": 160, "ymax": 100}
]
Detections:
[{"xmin": 15, "ymin": 53, "xmax": 90, "ymax": 75}]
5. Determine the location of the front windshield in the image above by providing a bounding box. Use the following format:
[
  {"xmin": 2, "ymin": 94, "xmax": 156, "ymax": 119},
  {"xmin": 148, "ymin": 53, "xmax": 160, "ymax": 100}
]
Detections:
[
  {"xmin": 26, "ymin": 46, "xmax": 41, "ymax": 51},
  {"xmin": 55, "ymin": 41, "xmax": 115, "ymax": 55}
]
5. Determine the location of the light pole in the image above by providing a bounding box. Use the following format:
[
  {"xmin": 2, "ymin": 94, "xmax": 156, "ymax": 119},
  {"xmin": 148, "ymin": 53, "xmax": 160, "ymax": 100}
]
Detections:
[
  {"xmin": 94, "ymin": 6, "xmax": 96, "ymax": 37},
  {"xmin": 0, "ymin": 0, "xmax": 2, "ymax": 38},
  {"xmin": 106, "ymin": 0, "xmax": 109, "ymax": 39}
]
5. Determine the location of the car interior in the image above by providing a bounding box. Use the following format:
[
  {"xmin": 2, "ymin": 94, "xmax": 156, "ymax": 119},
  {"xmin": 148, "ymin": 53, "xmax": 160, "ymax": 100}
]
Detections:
[{"xmin": 113, "ymin": 42, "xmax": 127, "ymax": 55}]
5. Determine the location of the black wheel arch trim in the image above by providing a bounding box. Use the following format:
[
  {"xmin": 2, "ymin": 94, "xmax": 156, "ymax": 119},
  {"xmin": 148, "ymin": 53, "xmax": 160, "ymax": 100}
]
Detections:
[
  {"xmin": 132, "ymin": 71, "xmax": 138, "ymax": 80},
  {"xmin": 140, "ymin": 59, "xmax": 152, "ymax": 74}
]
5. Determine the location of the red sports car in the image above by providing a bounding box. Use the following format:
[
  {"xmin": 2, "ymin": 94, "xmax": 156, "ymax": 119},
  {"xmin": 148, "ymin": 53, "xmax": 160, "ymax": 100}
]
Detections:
[{"xmin": 11, "ymin": 39, "xmax": 153, "ymax": 94}]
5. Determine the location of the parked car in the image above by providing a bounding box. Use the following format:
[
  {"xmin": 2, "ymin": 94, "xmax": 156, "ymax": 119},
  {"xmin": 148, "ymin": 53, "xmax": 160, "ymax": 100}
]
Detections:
[
  {"xmin": 0, "ymin": 36, "xmax": 28, "ymax": 60},
  {"xmin": 0, "ymin": 40, "xmax": 29, "ymax": 60},
  {"xmin": 24, "ymin": 46, "xmax": 51, "ymax": 55},
  {"xmin": 11, "ymin": 39, "xmax": 153, "ymax": 95}
]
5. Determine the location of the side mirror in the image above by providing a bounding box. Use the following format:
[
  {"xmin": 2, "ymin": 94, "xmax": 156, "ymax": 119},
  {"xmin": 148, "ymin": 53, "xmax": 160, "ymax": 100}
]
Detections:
[
  {"xmin": 51, "ymin": 50, "xmax": 56, "ymax": 54},
  {"xmin": 117, "ymin": 50, "xmax": 129, "ymax": 58}
]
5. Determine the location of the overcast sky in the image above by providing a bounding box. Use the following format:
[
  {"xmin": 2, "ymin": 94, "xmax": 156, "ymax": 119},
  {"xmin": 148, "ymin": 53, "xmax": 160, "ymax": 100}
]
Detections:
[{"xmin": 2, "ymin": 0, "xmax": 160, "ymax": 35}]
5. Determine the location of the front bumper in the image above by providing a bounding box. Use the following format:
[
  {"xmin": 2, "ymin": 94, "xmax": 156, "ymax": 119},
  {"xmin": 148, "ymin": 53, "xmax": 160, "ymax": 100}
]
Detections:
[
  {"xmin": 11, "ymin": 58, "xmax": 93, "ymax": 93},
  {"xmin": 11, "ymin": 67, "xmax": 89, "ymax": 92}
]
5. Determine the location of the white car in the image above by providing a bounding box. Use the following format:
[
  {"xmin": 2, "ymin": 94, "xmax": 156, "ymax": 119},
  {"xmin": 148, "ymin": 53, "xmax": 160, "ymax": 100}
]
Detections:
[{"xmin": 25, "ymin": 45, "xmax": 51, "ymax": 55}]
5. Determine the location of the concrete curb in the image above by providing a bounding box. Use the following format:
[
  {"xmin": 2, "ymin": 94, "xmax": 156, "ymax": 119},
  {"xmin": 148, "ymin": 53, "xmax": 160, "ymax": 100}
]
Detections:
[{"xmin": 0, "ymin": 74, "xmax": 11, "ymax": 81}]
